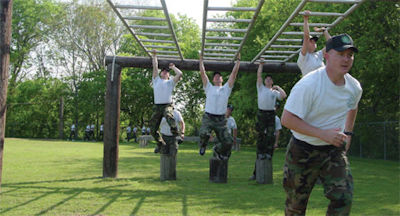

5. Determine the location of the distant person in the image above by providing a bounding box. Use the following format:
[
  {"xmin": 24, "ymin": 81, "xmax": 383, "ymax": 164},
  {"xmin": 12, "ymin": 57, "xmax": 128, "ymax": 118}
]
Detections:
[
  {"xmin": 198, "ymin": 54, "xmax": 240, "ymax": 160},
  {"xmin": 69, "ymin": 123, "xmax": 76, "ymax": 141},
  {"xmin": 99, "ymin": 123, "xmax": 104, "ymax": 141},
  {"xmin": 297, "ymin": 10, "xmax": 331, "ymax": 76},
  {"xmin": 142, "ymin": 126, "xmax": 146, "ymax": 136},
  {"xmin": 132, "ymin": 126, "xmax": 138, "ymax": 142},
  {"xmin": 149, "ymin": 50, "xmax": 183, "ymax": 153},
  {"xmin": 282, "ymin": 33, "xmax": 361, "ymax": 215},
  {"xmin": 274, "ymin": 115, "xmax": 282, "ymax": 149},
  {"xmin": 156, "ymin": 109, "xmax": 185, "ymax": 154},
  {"xmin": 126, "ymin": 124, "xmax": 132, "ymax": 142},
  {"xmin": 146, "ymin": 127, "xmax": 151, "ymax": 135},
  {"xmin": 84, "ymin": 124, "xmax": 91, "ymax": 141},
  {"xmin": 90, "ymin": 123, "xmax": 95, "ymax": 140}
]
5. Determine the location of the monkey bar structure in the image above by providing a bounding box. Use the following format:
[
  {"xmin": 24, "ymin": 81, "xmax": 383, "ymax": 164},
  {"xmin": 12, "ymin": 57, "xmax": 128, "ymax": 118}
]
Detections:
[{"xmin": 102, "ymin": 0, "xmax": 366, "ymax": 178}]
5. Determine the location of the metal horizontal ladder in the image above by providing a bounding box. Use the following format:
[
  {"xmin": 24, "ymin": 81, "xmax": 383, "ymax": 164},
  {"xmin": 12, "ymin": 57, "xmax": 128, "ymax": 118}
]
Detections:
[
  {"xmin": 106, "ymin": 0, "xmax": 183, "ymax": 60},
  {"xmin": 251, "ymin": 0, "xmax": 365, "ymax": 64},
  {"xmin": 201, "ymin": 0, "xmax": 265, "ymax": 62}
]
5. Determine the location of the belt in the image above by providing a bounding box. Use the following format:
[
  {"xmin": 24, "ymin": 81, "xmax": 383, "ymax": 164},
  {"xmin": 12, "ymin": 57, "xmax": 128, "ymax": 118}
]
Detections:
[
  {"xmin": 155, "ymin": 103, "xmax": 172, "ymax": 106},
  {"xmin": 205, "ymin": 112, "xmax": 225, "ymax": 118},
  {"xmin": 292, "ymin": 136, "xmax": 336, "ymax": 151},
  {"xmin": 258, "ymin": 109, "xmax": 275, "ymax": 113}
]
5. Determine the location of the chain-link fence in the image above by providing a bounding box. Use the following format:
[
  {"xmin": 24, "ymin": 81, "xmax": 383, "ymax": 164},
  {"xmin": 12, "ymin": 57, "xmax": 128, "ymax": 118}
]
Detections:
[{"xmin": 349, "ymin": 121, "xmax": 399, "ymax": 161}]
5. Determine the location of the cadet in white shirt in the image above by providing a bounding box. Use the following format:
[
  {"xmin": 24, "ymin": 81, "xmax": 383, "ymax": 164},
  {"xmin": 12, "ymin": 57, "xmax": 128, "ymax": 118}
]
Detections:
[
  {"xmin": 198, "ymin": 55, "xmax": 240, "ymax": 160},
  {"xmin": 149, "ymin": 50, "xmax": 183, "ymax": 153},
  {"xmin": 156, "ymin": 109, "xmax": 185, "ymax": 154},
  {"xmin": 297, "ymin": 10, "xmax": 331, "ymax": 76},
  {"xmin": 282, "ymin": 33, "xmax": 362, "ymax": 215}
]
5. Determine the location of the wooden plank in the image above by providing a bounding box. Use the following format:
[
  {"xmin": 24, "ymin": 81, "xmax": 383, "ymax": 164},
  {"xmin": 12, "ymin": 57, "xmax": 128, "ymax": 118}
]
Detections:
[
  {"xmin": 104, "ymin": 56, "xmax": 300, "ymax": 74},
  {"xmin": 209, "ymin": 158, "xmax": 228, "ymax": 183},
  {"xmin": 256, "ymin": 158, "xmax": 273, "ymax": 184}
]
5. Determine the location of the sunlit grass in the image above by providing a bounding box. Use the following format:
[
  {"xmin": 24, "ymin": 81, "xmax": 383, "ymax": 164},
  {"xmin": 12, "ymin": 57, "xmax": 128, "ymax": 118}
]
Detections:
[{"xmin": 0, "ymin": 138, "xmax": 398, "ymax": 215}]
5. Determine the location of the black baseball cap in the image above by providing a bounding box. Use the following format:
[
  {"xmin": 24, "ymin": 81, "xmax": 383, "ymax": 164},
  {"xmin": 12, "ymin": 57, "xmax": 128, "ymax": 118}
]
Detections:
[
  {"xmin": 161, "ymin": 67, "xmax": 170, "ymax": 72},
  {"xmin": 213, "ymin": 71, "xmax": 222, "ymax": 77},
  {"xmin": 227, "ymin": 104, "xmax": 234, "ymax": 111},
  {"xmin": 326, "ymin": 33, "xmax": 358, "ymax": 53},
  {"xmin": 301, "ymin": 35, "xmax": 319, "ymax": 44}
]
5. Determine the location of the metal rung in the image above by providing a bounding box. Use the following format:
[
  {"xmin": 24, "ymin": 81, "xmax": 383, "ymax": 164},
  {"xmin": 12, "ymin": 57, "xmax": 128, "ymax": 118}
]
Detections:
[
  {"xmin": 142, "ymin": 39, "xmax": 174, "ymax": 43},
  {"xmin": 203, "ymin": 57, "xmax": 232, "ymax": 61},
  {"xmin": 130, "ymin": 25, "xmax": 169, "ymax": 29},
  {"xmin": 206, "ymin": 36, "xmax": 243, "ymax": 40},
  {"xmin": 205, "ymin": 43, "xmax": 241, "ymax": 47},
  {"xmin": 123, "ymin": 16, "xmax": 165, "ymax": 21},
  {"xmin": 271, "ymin": 45, "xmax": 302, "ymax": 48},
  {"xmin": 289, "ymin": 23, "xmax": 333, "ymax": 27},
  {"xmin": 207, "ymin": 18, "xmax": 251, "ymax": 23},
  {"xmin": 261, "ymin": 55, "xmax": 289, "ymax": 58},
  {"xmin": 206, "ymin": 28, "xmax": 247, "ymax": 33},
  {"xmin": 208, "ymin": 6, "xmax": 256, "ymax": 11},
  {"xmin": 277, "ymin": 39, "xmax": 302, "ymax": 42},
  {"xmin": 298, "ymin": 11, "xmax": 344, "ymax": 16},
  {"xmin": 263, "ymin": 60, "xmax": 285, "ymax": 63},
  {"xmin": 157, "ymin": 55, "xmax": 180, "ymax": 58},
  {"xmin": 146, "ymin": 45, "xmax": 176, "ymax": 49},
  {"xmin": 264, "ymin": 50, "xmax": 298, "ymax": 54},
  {"xmin": 136, "ymin": 32, "xmax": 171, "ymax": 37},
  {"xmin": 205, "ymin": 48, "xmax": 237, "ymax": 52},
  {"xmin": 147, "ymin": 50, "xmax": 178, "ymax": 54},
  {"xmin": 115, "ymin": 5, "xmax": 163, "ymax": 10},
  {"xmin": 204, "ymin": 53, "xmax": 235, "ymax": 57},
  {"xmin": 308, "ymin": 0, "xmax": 362, "ymax": 3},
  {"xmin": 282, "ymin": 31, "xmax": 322, "ymax": 35}
]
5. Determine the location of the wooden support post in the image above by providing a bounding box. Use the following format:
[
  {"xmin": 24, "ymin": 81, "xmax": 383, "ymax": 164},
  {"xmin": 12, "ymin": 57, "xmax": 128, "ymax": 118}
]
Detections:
[
  {"xmin": 0, "ymin": 0, "xmax": 13, "ymax": 191},
  {"xmin": 59, "ymin": 96, "xmax": 64, "ymax": 139},
  {"xmin": 103, "ymin": 63, "xmax": 122, "ymax": 178},
  {"xmin": 160, "ymin": 141, "xmax": 177, "ymax": 181},
  {"xmin": 209, "ymin": 158, "xmax": 228, "ymax": 183},
  {"xmin": 256, "ymin": 158, "xmax": 273, "ymax": 184}
]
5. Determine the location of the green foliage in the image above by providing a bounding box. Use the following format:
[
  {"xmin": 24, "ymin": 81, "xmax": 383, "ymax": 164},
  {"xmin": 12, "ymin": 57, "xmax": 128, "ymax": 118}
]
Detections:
[{"xmin": 1, "ymin": 138, "xmax": 399, "ymax": 215}]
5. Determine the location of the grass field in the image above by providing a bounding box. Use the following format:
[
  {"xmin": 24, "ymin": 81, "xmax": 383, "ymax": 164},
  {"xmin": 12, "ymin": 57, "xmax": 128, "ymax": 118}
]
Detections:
[{"xmin": 0, "ymin": 138, "xmax": 399, "ymax": 216}]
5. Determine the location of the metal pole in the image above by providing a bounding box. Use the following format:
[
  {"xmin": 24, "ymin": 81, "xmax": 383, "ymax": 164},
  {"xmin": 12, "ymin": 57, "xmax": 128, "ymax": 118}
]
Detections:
[{"xmin": 383, "ymin": 121, "xmax": 387, "ymax": 160}]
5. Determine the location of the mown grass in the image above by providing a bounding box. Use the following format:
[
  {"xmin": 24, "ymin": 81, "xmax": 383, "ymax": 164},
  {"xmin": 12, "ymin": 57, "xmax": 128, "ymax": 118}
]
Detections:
[{"xmin": 0, "ymin": 138, "xmax": 399, "ymax": 216}]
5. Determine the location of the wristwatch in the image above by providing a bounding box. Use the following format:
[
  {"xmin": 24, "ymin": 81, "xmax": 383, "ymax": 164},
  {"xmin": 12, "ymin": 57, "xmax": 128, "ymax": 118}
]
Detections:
[{"xmin": 344, "ymin": 131, "xmax": 354, "ymax": 136}]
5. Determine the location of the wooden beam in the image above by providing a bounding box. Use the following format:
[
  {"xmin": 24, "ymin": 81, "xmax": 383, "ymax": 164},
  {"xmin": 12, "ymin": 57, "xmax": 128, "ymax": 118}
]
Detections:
[
  {"xmin": 104, "ymin": 56, "xmax": 300, "ymax": 74},
  {"xmin": 0, "ymin": 0, "xmax": 13, "ymax": 191},
  {"xmin": 103, "ymin": 63, "xmax": 121, "ymax": 178}
]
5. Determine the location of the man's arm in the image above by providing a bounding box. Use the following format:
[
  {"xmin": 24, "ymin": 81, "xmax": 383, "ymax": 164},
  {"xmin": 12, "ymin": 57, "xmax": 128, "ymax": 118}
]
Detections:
[
  {"xmin": 228, "ymin": 54, "xmax": 240, "ymax": 88},
  {"xmin": 313, "ymin": 26, "xmax": 332, "ymax": 55},
  {"xmin": 344, "ymin": 108, "xmax": 358, "ymax": 152},
  {"xmin": 170, "ymin": 63, "xmax": 183, "ymax": 83},
  {"xmin": 152, "ymin": 50, "xmax": 159, "ymax": 79},
  {"xmin": 272, "ymin": 85, "xmax": 287, "ymax": 100},
  {"xmin": 199, "ymin": 56, "xmax": 209, "ymax": 88},
  {"xmin": 179, "ymin": 119, "xmax": 185, "ymax": 139},
  {"xmin": 257, "ymin": 58, "xmax": 264, "ymax": 87},
  {"xmin": 301, "ymin": 10, "xmax": 311, "ymax": 55},
  {"xmin": 281, "ymin": 109, "xmax": 348, "ymax": 147}
]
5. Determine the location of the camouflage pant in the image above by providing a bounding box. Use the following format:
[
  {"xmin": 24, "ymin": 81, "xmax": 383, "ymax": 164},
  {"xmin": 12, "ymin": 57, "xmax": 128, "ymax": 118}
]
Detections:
[
  {"xmin": 199, "ymin": 113, "xmax": 233, "ymax": 157},
  {"xmin": 160, "ymin": 134, "xmax": 178, "ymax": 156},
  {"xmin": 256, "ymin": 110, "xmax": 276, "ymax": 155},
  {"xmin": 149, "ymin": 104, "xmax": 178, "ymax": 147},
  {"xmin": 283, "ymin": 137, "xmax": 353, "ymax": 216}
]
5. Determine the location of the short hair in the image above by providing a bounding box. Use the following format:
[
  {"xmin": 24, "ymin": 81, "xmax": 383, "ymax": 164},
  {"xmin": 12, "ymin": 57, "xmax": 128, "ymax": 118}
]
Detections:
[
  {"xmin": 213, "ymin": 71, "xmax": 222, "ymax": 77},
  {"xmin": 160, "ymin": 67, "xmax": 170, "ymax": 72}
]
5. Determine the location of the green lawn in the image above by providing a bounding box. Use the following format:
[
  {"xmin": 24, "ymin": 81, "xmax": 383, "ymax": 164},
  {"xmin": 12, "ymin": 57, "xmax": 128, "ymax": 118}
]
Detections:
[{"xmin": 0, "ymin": 138, "xmax": 399, "ymax": 216}]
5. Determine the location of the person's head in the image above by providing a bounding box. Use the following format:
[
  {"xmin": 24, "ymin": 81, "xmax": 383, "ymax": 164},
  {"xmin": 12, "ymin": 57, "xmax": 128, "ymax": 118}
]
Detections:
[
  {"xmin": 212, "ymin": 71, "xmax": 223, "ymax": 86},
  {"xmin": 226, "ymin": 104, "xmax": 234, "ymax": 116},
  {"xmin": 325, "ymin": 33, "xmax": 358, "ymax": 75},
  {"xmin": 264, "ymin": 75, "xmax": 273, "ymax": 87},
  {"xmin": 160, "ymin": 67, "xmax": 170, "ymax": 80}
]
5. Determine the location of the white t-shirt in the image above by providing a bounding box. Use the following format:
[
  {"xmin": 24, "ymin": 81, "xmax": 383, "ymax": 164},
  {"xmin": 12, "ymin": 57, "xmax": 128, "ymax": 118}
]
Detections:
[
  {"xmin": 257, "ymin": 84, "xmax": 282, "ymax": 110},
  {"xmin": 275, "ymin": 116, "xmax": 282, "ymax": 131},
  {"xmin": 142, "ymin": 127, "xmax": 146, "ymax": 134},
  {"xmin": 90, "ymin": 124, "xmax": 95, "ymax": 131},
  {"xmin": 126, "ymin": 126, "xmax": 131, "ymax": 133},
  {"xmin": 100, "ymin": 125, "xmax": 103, "ymax": 131},
  {"xmin": 297, "ymin": 50, "xmax": 325, "ymax": 76},
  {"xmin": 71, "ymin": 124, "xmax": 76, "ymax": 131},
  {"xmin": 160, "ymin": 110, "xmax": 183, "ymax": 136},
  {"xmin": 284, "ymin": 67, "xmax": 362, "ymax": 146},
  {"xmin": 226, "ymin": 116, "xmax": 237, "ymax": 135},
  {"xmin": 85, "ymin": 125, "xmax": 90, "ymax": 132},
  {"xmin": 204, "ymin": 81, "xmax": 232, "ymax": 115},
  {"xmin": 152, "ymin": 76, "xmax": 176, "ymax": 104},
  {"xmin": 133, "ymin": 127, "xmax": 137, "ymax": 133}
]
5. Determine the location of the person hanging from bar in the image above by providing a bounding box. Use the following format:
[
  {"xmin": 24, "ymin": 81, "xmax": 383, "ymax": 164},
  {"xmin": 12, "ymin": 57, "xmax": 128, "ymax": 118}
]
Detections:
[
  {"xmin": 149, "ymin": 50, "xmax": 183, "ymax": 153},
  {"xmin": 198, "ymin": 54, "xmax": 240, "ymax": 160}
]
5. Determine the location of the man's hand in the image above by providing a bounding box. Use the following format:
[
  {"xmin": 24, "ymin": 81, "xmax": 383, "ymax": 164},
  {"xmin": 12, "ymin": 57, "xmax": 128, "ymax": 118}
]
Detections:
[
  {"xmin": 303, "ymin": 10, "xmax": 311, "ymax": 19},
  {"xmin": 152, "ymin": 49, "xmax": 157, "ymax": 56},
  {"xmin": 313, "ymin": 26, "xmax": 326, "ymax": 32},
  {"xmin": 169, "ymin": 63, "xmax": 175, "ymax": 69},
  {"xmin": 320, "ymin": 128, "xmax": 348, "ymax": 147}
]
